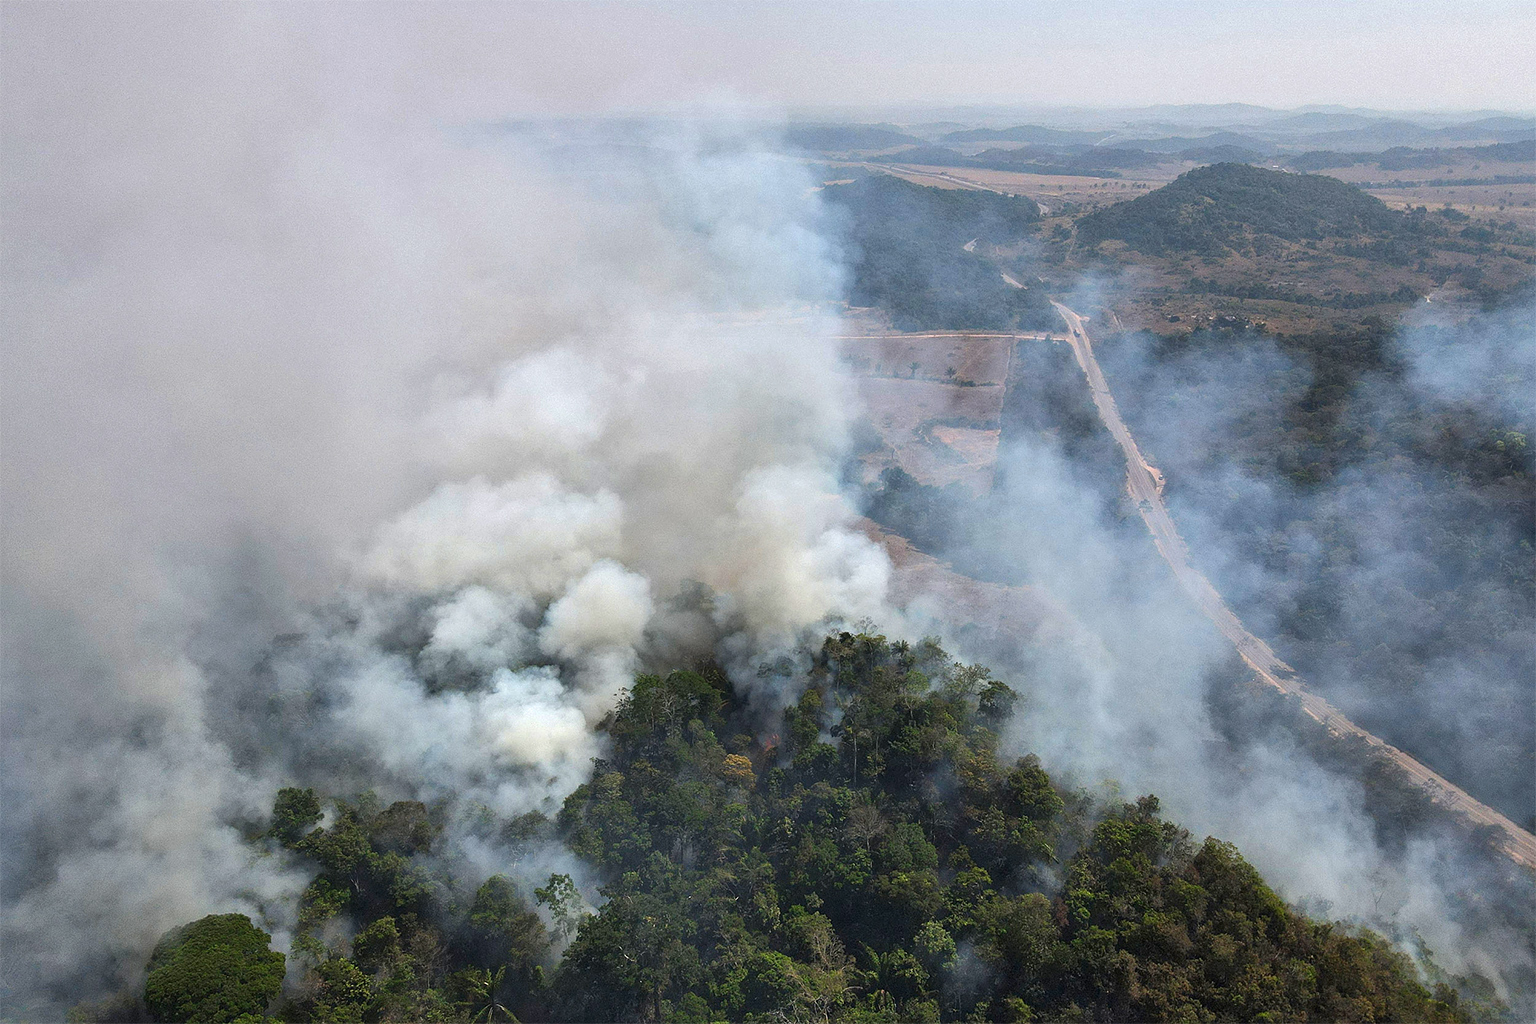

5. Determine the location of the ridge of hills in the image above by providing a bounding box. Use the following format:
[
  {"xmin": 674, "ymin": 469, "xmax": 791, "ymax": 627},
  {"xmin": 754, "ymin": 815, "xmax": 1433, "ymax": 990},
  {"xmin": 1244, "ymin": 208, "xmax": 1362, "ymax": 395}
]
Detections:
[
  {"xmin": 926, "ymin": 114, "xmax": 1534, "ymax": 152},
  {"xmin": 1290, "ymin": 140, "xmax": 1536, "ymax": 173},
  {"xmin": 939, "ymin": 124, "xmax": 1109, "ymax": 146},
  {"xmin": 784, "ymin": 123, "xmax": 926, "ymax": 151}
]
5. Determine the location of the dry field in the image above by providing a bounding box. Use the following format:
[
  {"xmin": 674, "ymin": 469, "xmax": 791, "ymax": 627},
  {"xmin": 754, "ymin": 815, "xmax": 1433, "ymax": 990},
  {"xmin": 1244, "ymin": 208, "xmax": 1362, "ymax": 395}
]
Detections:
[
  {"xmin": 1366, "ymin": 181, "xmax": 1536, "ymax": 230},
  {"xmin": 840, "ymin": 332, "xmax": 1013, "ymax": 384},
  {"xmin": 852, "ymin": 375, "xmax": 1006, "ymax": 492},
  {"xmin": 837, "ymin": 161, "xmax": 1168, "ymax": 215},
  {"xmin": 838, "ymin": 324, "xmax": 1084, "ymax": 494}
]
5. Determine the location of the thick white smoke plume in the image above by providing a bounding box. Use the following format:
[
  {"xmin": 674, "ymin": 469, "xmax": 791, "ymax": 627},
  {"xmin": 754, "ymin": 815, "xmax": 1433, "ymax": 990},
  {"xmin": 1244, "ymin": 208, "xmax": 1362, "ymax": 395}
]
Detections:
[{"xmin": 1, "ymin": 7, "xmax": 890, "ymax": 1014}]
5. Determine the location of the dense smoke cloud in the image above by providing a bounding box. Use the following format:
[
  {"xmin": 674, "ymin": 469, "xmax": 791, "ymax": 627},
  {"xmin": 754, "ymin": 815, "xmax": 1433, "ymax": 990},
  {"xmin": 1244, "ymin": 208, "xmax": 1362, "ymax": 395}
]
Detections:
[
  {"xmin": 953, "ymin": 421, "xmax": 1532, "ymax": 1000},
  {"xmin": 1, "ymin": 7, "xmax": 889, "ymax": 1014}
]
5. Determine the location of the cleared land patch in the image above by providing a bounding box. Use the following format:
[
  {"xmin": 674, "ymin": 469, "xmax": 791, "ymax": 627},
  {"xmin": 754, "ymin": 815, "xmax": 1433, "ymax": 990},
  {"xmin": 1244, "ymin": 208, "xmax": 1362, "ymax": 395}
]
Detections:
[
  {"xmin": 840, "ymin": 332, "xmax": 1013, "ymax": 384},
  {"xmin": 842, "ymin": 329, "xmax": 1065, "ymax": 494},
  {"xmin": 852, "ymin": 376, "xmax": 1005, "ymax": 492}
]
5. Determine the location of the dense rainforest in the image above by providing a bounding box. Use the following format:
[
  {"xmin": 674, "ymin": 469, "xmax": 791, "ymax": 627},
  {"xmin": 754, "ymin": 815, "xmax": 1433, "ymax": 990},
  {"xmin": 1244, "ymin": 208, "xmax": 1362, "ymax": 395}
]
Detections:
[{"xmin": 102, "ymin": 634, "xmax": 1482, "ymax": 1023}]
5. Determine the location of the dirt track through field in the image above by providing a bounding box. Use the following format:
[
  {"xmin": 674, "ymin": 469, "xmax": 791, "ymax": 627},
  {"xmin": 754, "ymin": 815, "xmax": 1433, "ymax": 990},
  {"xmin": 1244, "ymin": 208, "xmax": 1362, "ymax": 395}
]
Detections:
[{"xmin": 1050, "ymin": 301, "xmax": 1536, "ymax": 871}]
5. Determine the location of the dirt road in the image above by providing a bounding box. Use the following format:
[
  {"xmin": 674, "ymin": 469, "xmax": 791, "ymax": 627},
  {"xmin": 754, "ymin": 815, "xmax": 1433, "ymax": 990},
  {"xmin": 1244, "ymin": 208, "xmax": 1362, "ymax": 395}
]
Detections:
[{"xmin": 1051, "ymin": 301, "xmax": 1536, "ymax": 871}]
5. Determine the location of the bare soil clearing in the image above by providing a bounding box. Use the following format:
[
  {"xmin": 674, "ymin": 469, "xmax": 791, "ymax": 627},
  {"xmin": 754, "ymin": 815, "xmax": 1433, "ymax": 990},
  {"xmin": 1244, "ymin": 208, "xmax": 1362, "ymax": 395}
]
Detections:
[
  {"xmin": 851, "ymin": 376, "xmax": 1005, "ymax": 492},
  {"xmin": 840, "ymin": 328, "xmax": 1029, "ymax": 493},
  {"xmin": 841, "ymin": 332, "xmax": 1013, "ymax": 384}
]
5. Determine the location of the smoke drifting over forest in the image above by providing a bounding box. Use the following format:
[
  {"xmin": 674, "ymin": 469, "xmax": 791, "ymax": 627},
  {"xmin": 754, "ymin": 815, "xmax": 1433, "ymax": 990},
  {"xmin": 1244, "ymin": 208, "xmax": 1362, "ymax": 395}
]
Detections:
[
  {"xmin": 1092, "ymin": 303, "xmax": 1534, "ymax": 824},
  {"xmin": 1, "ymin": 6, "xmax": 1531, "ymax": 1021},
  {"xmin": 971, "ymin": 335, "xmax": 1533, "ymax": 994},
  {"xmin": 1, "ymin": 9, "xmax": 895, "ymax": 1013}
]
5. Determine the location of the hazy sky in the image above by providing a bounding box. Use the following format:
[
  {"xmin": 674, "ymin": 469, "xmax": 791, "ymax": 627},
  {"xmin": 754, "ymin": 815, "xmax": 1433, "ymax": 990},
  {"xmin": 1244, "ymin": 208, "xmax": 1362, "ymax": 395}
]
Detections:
[
  {"xmin": 432, "ymin": 0, "xmax": 1535, "ymax": 114},
  {"xmin": 8, "ymin": 1, "xmax": 1529, "ymax": 125}
]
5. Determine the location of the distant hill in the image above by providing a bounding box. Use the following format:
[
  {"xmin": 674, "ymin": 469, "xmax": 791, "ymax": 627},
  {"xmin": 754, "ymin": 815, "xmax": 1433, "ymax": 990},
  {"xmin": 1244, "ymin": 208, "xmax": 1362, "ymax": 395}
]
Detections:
[
  {"xmin": 1074, "ymin": 163, "xmax": 1401, "ymax": 255},
  {"xmin": 1177, "ymin": 144, "xmax": 1265, "ymax": 164},
  {"xmin": 782, "ymin": 123, "xmax": 926, "ymax": 152},
  {"xmin": 940, "ymin": 124, "xmax": 1107, "ymax": 146},
  {"xmin": 871, "ymin": 145, "xmax": 969, "ymax": 166},
  {"xmin": 1293, "ymin": 117, "xmax": 1535, "ymax": 152},
  {"xmin": 971, "ymin": 145, "xmax": 1162, "ymax": 171},
  {"xmin": 1248, "ymin": 110, "xmax": 1386, "ymax": 133},
  {"xmin": 1129, "ymin": 102, "xmax": 1278, "ymax": 123},
  {"xmin": 1289, "ymin": 140, "xmax": 1536, "ymax": 173},
  {"xmin": 1461, "ymin": 115, "xmax": 1536, "ymax": 133},
  {"xmin": 1113, "ymin": 131, "xmax": 1273, "ymax": 155},
  {"xmin": 874, "ymin": 144, "xmax": 1170, "ymax": 178}
]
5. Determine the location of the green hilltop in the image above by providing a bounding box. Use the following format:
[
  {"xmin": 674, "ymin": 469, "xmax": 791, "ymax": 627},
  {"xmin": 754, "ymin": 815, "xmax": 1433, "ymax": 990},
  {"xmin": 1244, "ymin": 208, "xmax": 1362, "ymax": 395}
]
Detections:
[{"xmin": 1074, "ymin": 163, "xmax": 1404, "ymax": 255}]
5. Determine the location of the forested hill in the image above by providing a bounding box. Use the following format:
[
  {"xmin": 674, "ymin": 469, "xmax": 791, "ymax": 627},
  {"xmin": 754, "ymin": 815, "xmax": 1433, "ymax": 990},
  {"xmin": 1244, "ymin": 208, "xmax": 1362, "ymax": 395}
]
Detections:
[
  {"xmin": 822, "ymin": 174, "xmax": 1054, "ymax": 330},
  {"xmin": 1074, "ymin": 163, "xmax": 1404, "ymax": 254},
  {"xmin": 824, "ymin": 173, "xmax": 1041, "ymax": 251},
  {"xmin": 111, "ymin": 634, "xmax": 1480, "ymax": 1023}
]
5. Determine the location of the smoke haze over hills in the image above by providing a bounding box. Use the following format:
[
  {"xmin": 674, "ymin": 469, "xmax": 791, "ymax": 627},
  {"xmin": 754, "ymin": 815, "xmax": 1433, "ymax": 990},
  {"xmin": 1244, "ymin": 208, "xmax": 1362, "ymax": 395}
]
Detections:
[{"xmin": 2, "ymin": 4, "xmax": 1532, "ymax": 1021}]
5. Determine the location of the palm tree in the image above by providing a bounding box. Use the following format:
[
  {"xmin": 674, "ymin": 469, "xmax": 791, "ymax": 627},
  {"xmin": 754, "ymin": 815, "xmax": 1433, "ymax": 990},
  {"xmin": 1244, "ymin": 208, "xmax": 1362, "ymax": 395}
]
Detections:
[{"xmin": 465, "ymin": 966, "xmax": 518, "ymax": 1023}]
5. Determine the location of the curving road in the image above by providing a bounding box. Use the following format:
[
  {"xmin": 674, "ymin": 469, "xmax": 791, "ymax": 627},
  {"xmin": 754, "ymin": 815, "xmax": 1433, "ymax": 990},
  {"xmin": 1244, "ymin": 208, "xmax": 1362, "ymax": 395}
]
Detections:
[{"xmin": 1051, "ymin": 301, "xmax": 1536, "ymax": 871}]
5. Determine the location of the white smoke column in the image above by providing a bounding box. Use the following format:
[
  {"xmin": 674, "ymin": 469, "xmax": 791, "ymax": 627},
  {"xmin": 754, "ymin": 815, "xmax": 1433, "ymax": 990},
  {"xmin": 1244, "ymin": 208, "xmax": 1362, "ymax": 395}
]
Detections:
[{"xmin": 0, "ymin": 7, "xmax": 890, "ymax": 1015}]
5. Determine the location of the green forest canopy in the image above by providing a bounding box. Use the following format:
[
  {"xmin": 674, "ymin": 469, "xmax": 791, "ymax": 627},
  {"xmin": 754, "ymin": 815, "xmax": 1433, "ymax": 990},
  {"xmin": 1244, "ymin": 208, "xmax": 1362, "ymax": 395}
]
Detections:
[
  {"xmin": 142, "ymin": 914, "xmax": 286, "ymax": 1024},
  {"xmin": 120, "ymin": 634, "xmax": 1482, "ymax": 1023}
]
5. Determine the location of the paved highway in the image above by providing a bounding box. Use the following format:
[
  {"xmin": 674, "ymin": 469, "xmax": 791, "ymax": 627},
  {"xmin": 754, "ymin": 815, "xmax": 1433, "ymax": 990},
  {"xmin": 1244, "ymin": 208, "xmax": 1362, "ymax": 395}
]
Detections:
[{"xmin": 1052, "ymin": 301, "xmax": 1536, "ymax": 871}]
